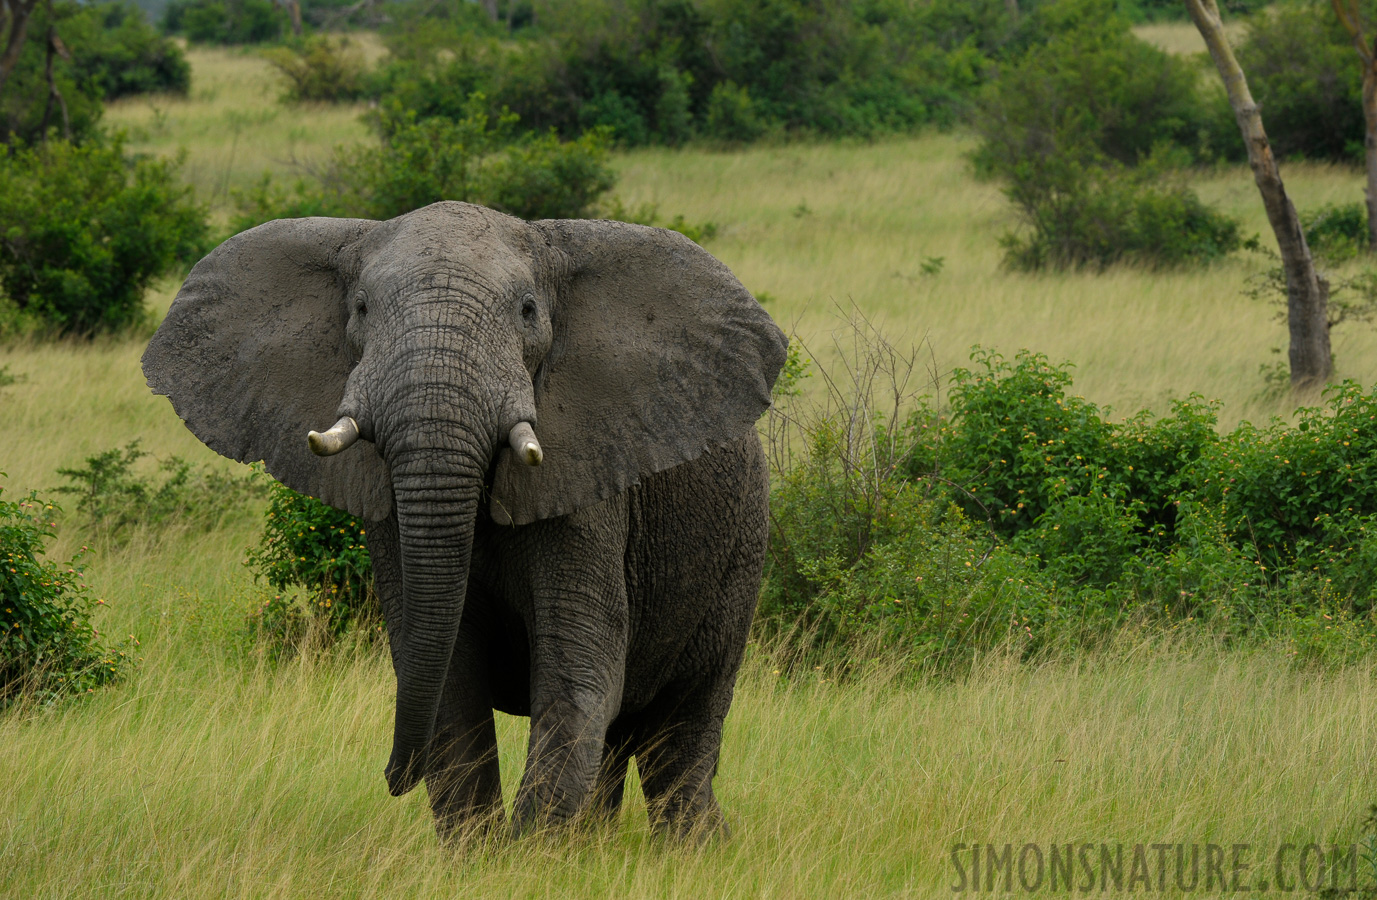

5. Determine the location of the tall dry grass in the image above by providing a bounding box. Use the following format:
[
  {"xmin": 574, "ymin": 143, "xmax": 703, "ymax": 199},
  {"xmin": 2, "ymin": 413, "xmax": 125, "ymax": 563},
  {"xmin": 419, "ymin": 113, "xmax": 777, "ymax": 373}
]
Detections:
[{"xmin": 2, "ymin": 605, "xmax": 1373, "ymax": 898}]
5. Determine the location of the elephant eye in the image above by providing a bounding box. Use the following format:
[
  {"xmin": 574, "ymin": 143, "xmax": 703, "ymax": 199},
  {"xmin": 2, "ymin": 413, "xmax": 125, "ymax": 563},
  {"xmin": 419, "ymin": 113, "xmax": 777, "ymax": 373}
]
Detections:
[
  {"xmin": 521, "ymin": 294, "xmax": 537, "ymax": 322},
  {"xmin": 354, "ymin": 292, "xmax": 368, "ymax": 317}
]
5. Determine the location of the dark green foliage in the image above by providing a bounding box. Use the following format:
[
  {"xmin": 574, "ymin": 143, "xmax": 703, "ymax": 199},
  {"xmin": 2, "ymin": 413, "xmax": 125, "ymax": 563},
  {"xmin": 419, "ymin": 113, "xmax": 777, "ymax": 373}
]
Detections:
[
  {"xmin": 52, "ymin": 441, "xmax": 266, "ymax": 539},
  {"xmin": 0, "ymin": 1, "xmax": 189, "ymax": 145},
  {"xmin": 974, "ymin": 0, "xmax": 1224, "ymax": 169},
  {"xmin": 231, "ymin": 96, "xmax": 615, "ymax": 228},
  {"xmin": 0, "ymin": 486, "xmax": 127, "ymax": 703},
  {"xmin": 0, "ymin": 135, "xmax": 209, "ymax": 336},
  {"xmin": 996, "ymin": 157, "xmax": 1249, "ymax": 270},
  {"xmin": 1237, "ymin": 2, "xmax": 1364, "ymax": 163},
  {"xmin": 162, "ymin": 0, "xmax": 289, "ymax": 44},
  {"xmin": 66, "ymin": 1, "xmax": 191, "ymax": 100},
  {"xmin": 244, "ymin": 480, "xmax": 375, "ymax": 646},
  {"xmin": 262, "ymin": 35, "xmax": 366, "ymax": 103},
  {"xmin": 1192, "ymin": 381, "xmax": 1377, "ymax": 576},
  {"xmin": 1115, "ymin": 0, "xmax": 1266, "ymax": 21},
  {"xmin": 1, "ymin": 5, "xmax": 104, "ymax": 144},
  {"xmin": 1302, "ymin": 202, "xmax": 1370, "ymax": 262},
  {"xmin": 974, "ymin": 0, "xmax": 1246, "ymax": 270},
  {"xmin": 370, "ymin": 0, "xmax": 1022, "ymax": 147}
]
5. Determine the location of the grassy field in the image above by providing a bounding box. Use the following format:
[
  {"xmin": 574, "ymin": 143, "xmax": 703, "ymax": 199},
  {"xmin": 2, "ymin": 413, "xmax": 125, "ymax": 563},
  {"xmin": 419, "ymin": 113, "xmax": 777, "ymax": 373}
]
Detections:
[{"xmin": 3, "ymin": 38, "xmax": 1376, "ymax": 897}]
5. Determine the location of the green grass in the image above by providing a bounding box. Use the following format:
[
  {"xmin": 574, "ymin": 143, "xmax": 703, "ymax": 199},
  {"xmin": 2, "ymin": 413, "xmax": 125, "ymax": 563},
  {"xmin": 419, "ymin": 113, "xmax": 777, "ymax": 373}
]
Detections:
[
  {"xmin": 104, "ymin": 40, "xmax": 381, "ymax": 226},
  {"xmin": 3, "ymin": 39, "xmax": 1377, "ymax": 897}
]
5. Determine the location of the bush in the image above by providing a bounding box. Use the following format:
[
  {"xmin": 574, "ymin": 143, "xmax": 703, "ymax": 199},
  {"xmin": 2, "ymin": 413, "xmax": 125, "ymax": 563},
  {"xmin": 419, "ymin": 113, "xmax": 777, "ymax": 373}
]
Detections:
[
  {"xmin": 66, "ymin": 1, "xmax": 191, "ymax": 100},
  {"xmin": 0, "ymin": 486, "xmax": 128, "ymax": 703},
  {"xmin": 701, "ymin": 81, "xmax": 767, "ymax": 144},
  {"xmin": 244, "ymin": 480, "xmax": 375, "ymax": 647},
  {"xmin": 762, "ymin": 336, "xmax": 1377, "ymax": 670},
  {"xmin": 973, "ymin": 0, "xmax": 1246, "ymax": 270},
  {"xmin": 162, "ymin": 0, "xmax": 289, "ymax": 44},
  {"xmin": 370, "ymin": 0, "xmax": 1017, "ymax": 148},
  {"xmin": 0, "ymin": 134, "xmax": 209, "ymax": 336},
  {"xmin": 232, "ymin": 95, "xmax": 615, "ymax": 227},
  {"xmin": 262, "ymin": 36, "xmax": 367, "ymax": 103},
  {"xmin": 996, "ymin": 157, "xmax": 1249, "ymax": 270},
  {"xmin": 52, "ymin": 441, "xmax": 265, "ymax": 539},
  {"xmin": 1237, "ymin": 2, "xmax": 1363, "ymax": 163},
  {"xmin": 1302, "ymin": 202, "xmax": 1369, "ymax": 262},
  {"xmin": 0, "ymin": 1, "xmax": 190, "ymax": 145}
]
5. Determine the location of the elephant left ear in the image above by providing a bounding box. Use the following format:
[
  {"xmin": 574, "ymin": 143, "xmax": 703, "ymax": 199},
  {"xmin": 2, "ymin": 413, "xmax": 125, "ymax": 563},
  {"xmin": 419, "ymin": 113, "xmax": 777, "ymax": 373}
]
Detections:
[{"xmin": 489, "ymin": 219, "xmax": 788, "ymax": 526}]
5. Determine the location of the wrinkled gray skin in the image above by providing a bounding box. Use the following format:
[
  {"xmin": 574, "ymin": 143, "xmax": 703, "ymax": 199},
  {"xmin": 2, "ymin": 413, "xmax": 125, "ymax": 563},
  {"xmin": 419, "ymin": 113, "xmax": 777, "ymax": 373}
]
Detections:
[{"xmin": 142, "ymin": 202, "xmax": 787, "ymax": 839}]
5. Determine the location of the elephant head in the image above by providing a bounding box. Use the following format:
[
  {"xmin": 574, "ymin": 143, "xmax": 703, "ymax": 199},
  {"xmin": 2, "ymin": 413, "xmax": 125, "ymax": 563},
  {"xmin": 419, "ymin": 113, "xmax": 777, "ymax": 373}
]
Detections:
[{"xmin": 141, "ymin": 201, "xmax": 788, "ymax": 796}]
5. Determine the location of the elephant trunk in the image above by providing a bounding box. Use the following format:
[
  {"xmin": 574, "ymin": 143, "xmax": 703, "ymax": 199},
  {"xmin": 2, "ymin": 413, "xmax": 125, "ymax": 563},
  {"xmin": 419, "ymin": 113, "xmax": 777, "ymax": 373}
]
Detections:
[{"xmin": 383, "ymin": 442, "xmax": 486, "ymax": 796}]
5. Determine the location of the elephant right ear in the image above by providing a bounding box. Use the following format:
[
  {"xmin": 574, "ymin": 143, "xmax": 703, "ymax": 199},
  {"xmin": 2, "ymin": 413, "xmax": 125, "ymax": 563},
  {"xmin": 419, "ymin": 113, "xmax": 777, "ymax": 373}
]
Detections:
[{"xmin": 142, "ymin": 217, "xmax": 393, "ymax": 520}]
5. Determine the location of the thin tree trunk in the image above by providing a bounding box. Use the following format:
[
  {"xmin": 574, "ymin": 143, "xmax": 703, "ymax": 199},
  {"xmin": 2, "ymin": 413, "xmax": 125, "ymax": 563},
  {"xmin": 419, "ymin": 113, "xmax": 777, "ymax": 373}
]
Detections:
[
  {"xmin": 1363, "ymin": 64, "xmax": 1377, "ymax": 249},
  {"xmin": 1331, "ymin": 0, "xmax": 1377, "ymax": 250},
  {"xmin": 37, "ymin": 23, "xmax": 66, "ymax": 141},
  {"xmin": 480, "ymin": 0, "xmax": 498, "ymax": 22},
  {"xmin": 1187, "ymin": 0, "xmax": 1332, "ymax": 392},
  {"xmin": 0, "ymin": 0, "xmax": 42, "ymax": 99},
  {"xmin": 286, "ymin": 0, "xmax": 301, "ymax": 36}
]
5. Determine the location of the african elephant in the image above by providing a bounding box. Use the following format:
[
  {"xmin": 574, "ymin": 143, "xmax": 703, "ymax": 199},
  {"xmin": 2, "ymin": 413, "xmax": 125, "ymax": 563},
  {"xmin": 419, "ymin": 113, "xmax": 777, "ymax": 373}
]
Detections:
[{"xmin": 141, "ymin": 201, "xmax": 787, "ymax": 839}]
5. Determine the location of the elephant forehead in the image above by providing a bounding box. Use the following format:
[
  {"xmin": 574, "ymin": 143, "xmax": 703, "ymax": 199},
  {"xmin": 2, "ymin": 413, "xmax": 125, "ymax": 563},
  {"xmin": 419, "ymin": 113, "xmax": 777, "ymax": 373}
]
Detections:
[{"xmin": 359, "ymin": 204, "xmax": 538, "ymax": 287}]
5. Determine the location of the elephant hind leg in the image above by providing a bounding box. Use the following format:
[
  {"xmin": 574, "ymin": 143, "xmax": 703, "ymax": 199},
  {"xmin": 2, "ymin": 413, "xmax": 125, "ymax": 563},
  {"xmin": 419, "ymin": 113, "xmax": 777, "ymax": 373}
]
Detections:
[
  {"xmin": 584, "ymin": 720, "xmax": 635, "ymax": 824},
  {"xmin": 634, "ymin": 708, "xmax": 729, "ymax": 842}
]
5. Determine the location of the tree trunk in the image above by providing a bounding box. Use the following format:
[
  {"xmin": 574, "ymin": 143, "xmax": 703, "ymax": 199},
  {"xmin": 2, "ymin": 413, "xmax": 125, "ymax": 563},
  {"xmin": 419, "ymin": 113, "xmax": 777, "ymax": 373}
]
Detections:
[
  {"xmin": 0, "ymin": 0, "xmax": 42, "ymax": 99},
  {"xmin": 480, "ymin": 0, "xmax": 498, "ymax": 22},
  {"xmin": 1363, "ymin": 61, "xmax": 1377, "ymax": 250},
  {"xmin": 1186, "ymin": 0, "xmax": 1332, "ymax": 393},
  {"xmin": 38, "ymin": 23, "xmax": 67, "ymax": 141},
  {"xmin": 1331, "ymin": 1, "xmax": 1377, "ymax": 250},
  {"xmin": 286, "ymin": 0, "xmax": 301, "ymax": 37}
]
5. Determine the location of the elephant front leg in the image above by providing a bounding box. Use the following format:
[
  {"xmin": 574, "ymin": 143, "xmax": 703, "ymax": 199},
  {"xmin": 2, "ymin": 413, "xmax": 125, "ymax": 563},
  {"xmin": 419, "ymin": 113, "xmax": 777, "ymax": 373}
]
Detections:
[
  {"xmin": 506, "ymin": 503, "xmax": 629, "ymax": 836},
  {"xmin": 511, "ymin": 601, "xmax": 627, "ymax": 834}
]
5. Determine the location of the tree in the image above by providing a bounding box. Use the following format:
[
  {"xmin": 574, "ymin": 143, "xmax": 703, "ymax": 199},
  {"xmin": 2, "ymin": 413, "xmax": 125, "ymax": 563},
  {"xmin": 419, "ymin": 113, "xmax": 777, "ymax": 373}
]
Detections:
[
  {"xmin": 1186, "ymin": 0, "xmax": 1333, "ymax": 392},
  {"xmin": 1331, "ymin": 0, "xmax": 1377, "ymax": 250},
  {"xmin": 0, "ymin": 0, "xmax": 42, "ymax": 98}
]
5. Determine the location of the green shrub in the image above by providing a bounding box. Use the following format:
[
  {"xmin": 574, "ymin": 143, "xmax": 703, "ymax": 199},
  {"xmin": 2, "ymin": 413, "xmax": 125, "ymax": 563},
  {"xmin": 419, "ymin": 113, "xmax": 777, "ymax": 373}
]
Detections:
[
  {"xmin": 0, "ymin": 135, "xmax": 209, "ymax": 336},
  {"xmin": 232, "ymin": 95, "xmax": 615, "ymax": 227},
  {"xmin": 973, "ymin": 0, "xmax": 1246, "ymax": 270},
  {"xmin": 67, "ymin": 1, "xmax": 191, "ymax": 100},
  {"xmin": 244, "ymin": 480, "xmax": 375, "ymax": 648},
  {"xmin": 1302, "ymin": 202, "xmax": 1369, "ymax": 262},
  {"xmin": 1237, "ymin": 2, "xmax": 1363, "ymax": 163},
  {"xmin": 52, "ymin": 441, "xmax": 265, "ymax": 539},
  {"xmin": 0, "ymin": 486, "xmax": 128, "ymax": 703},
  {"xmin": 162, "ymin": 0, "xmax": 288, "ymax": 44},
  {"xmin": 262, "ymin": 36, "xmax": 367, "ymax": 103},
  {"xmin": 702, "ymin": 81, "xmax": 766, "ymax": 144},
  {"xmin": 762, "ymin": 338, "xmax": 1377, "ymax": 669},
  {"xmin": 480, "ymin": 128, "xmax": 618, "ymax": 220},
  {"xmin": 1192, "ymin": 380, "xmax": 1377, "ymax": 573},
  {"xmin": 371, "ymin": 0, "xmax": 1014, "ymax": 148},
  {"xmin": 935, "ymin": 348, "xmax": 1222, "ymax": 541},
  {"xmin": 994, "ymin": 152, "xmax": 1249, "ymax": 271}
]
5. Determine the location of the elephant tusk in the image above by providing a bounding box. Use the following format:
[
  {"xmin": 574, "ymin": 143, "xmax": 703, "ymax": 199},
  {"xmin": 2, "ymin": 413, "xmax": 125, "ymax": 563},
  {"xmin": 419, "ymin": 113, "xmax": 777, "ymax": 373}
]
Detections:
[
  {"xmin": 509, "ymin": 422, "xmax": 543, "ymax": 466},
  {"xmin": 307, "ymin": 416, "xmax": 360, "ymax": 457}
]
